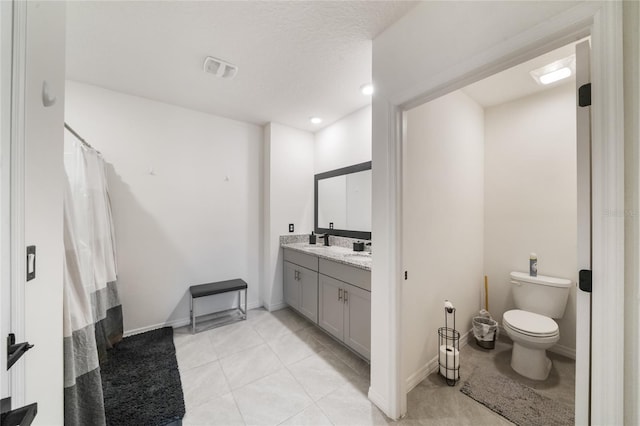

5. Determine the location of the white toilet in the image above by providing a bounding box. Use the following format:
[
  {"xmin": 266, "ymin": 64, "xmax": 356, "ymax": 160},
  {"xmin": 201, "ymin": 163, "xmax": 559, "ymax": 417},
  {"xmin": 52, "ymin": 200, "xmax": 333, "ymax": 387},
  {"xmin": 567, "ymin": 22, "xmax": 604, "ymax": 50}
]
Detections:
[{"xmin": 502, "ymin": 271, "xmax": 572, "ymax": 380}]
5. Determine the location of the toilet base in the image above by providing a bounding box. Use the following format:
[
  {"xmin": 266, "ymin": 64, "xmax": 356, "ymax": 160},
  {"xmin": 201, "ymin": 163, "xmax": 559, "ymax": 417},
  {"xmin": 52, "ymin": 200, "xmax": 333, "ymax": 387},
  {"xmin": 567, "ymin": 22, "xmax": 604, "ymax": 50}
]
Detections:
[{"xmin": 510, "ymin": 342, "xmax": 552, "ymax": 380}]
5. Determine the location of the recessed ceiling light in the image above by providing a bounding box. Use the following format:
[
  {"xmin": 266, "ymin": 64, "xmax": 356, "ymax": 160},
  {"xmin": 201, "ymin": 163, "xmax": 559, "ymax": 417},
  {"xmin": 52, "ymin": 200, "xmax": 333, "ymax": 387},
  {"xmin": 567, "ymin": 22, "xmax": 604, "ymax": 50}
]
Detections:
[
  {"xmin": 530, "ymin": 55, "xmax": 575, "ymax": 86},
  {"xmin": 360, "ymin": 83, "xmax": 374, "ymax": 96},
  {"xmin": 310, "ymin": 117, "xmax": 322, "ymax": 124}
]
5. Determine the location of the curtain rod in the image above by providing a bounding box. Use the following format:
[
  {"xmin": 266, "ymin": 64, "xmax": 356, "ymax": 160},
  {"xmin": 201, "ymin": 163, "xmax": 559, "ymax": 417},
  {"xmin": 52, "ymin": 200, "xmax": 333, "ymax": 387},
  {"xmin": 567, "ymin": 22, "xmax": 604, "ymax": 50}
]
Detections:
[{"xmin": 64, "ymin": 123, "xmax": 96, "ymax": 151}]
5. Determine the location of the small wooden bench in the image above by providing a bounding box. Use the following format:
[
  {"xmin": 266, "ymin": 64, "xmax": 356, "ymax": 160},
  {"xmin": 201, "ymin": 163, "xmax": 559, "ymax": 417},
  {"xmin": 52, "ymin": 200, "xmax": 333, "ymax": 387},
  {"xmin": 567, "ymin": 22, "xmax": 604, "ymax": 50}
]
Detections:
[{"xmin": 189, "ymin": 279, "xmax": 248, "ymax": 334}]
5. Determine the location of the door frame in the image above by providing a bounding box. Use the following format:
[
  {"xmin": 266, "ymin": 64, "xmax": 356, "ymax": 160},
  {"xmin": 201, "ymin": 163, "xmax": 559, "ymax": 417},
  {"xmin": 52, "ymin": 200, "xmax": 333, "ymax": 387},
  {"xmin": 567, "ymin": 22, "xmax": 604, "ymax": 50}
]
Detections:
[
  {"xmin": 1, "ymin": 0, "xmax": 28, "ymax": 407},
  {"xmin": 380, "ymin": 2, "xmax": 624, "ymax": 422}
]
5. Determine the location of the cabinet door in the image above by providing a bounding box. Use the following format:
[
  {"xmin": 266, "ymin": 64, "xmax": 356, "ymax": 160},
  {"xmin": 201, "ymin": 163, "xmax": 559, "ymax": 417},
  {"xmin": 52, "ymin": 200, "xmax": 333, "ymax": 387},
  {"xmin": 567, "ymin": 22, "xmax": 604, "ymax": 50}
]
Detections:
[
  {"xmin": 298, "ymin": 268, "xmax": 319, "ymax": 324},
  {"xmin": 343, "ymin": 282, "xmax": 371, "ymax": 360},
  {"xmin": 318, "ymin": 274, "xmax": 344, "ymax": 341},
  {"xmin": 283, "ymin": 261, "xmax": 300, "ymax": 310}
]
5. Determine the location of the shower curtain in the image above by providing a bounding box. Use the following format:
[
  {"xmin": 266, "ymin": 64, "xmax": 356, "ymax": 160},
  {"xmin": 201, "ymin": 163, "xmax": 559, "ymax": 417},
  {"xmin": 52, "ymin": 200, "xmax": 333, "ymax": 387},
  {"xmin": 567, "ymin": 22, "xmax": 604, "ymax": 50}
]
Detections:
[{"xmin": 63, "ymin": 135, "xmax": 123, "ymax": 426}]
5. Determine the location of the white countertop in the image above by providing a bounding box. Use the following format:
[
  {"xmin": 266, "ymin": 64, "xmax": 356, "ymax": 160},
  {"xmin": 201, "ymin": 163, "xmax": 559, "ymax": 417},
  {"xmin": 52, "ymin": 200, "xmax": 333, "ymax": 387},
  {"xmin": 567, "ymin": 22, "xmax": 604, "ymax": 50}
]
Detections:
[{"xmin": 281, "ymin": 242, "xmax": 372, "ymax": 271}]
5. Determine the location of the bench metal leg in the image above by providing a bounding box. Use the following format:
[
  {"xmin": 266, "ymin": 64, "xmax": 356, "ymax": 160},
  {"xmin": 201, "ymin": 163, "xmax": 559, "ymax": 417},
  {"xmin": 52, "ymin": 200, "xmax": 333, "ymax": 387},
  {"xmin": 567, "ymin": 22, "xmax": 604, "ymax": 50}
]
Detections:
[
  {"xmin": 238, "ymin": 288, "xmax": 247, "ymax": 319},
  {"xmin": 191, "ymin": 294, "xmax": 195, "ymax": 334}
]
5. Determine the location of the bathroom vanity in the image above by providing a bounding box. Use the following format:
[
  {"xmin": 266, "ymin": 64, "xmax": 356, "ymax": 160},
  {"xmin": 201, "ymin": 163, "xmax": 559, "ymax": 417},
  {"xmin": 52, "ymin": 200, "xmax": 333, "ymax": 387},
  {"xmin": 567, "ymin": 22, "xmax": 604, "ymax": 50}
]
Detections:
[{"xmin": 282, "ymin": 243, "xmax": 371, "ymax": 360}]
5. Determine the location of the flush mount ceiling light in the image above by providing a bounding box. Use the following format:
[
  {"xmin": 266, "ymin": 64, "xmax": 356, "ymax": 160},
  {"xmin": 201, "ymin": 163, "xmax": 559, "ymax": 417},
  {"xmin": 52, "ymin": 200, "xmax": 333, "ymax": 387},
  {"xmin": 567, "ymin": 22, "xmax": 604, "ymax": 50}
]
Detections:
[
  {"xmin": 310, "ymin": 117, "xmax": 323, "ymax": 124},
  {"xmin": 360, "ymin": 83, "xmax": 374, "ymax": 96},
  {"xmin": 530, "ymin": 55, "xmax": 575, "ymax": 86},
  {"xmin": 203, "ymin": 56, "xmax": 238, "ymax": 79}
]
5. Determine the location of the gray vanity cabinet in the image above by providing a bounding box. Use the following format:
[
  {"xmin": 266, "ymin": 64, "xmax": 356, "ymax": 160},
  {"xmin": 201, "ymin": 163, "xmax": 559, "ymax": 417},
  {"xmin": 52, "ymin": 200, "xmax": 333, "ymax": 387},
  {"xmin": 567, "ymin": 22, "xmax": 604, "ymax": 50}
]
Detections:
[
  {"xmin": 343, "ymin": 283, "xmax": 371, "ymax": 359},
  {"xmin": 318, "ymin": 274, "xmax": 345, "ymax": 340},
  {"xmin": 283, "ymin": 249, "xmax": 319, "ymax": 323},
  {"xmin": 318, "ymin": 259, "xmax": 371, "ymax": 360}
]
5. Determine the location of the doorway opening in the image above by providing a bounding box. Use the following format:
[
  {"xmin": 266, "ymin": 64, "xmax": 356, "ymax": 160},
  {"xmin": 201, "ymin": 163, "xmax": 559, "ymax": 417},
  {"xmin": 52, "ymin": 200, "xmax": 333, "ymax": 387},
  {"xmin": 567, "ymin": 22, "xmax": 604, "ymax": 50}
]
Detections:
[{"xmin": 399, "ymin": 38, "xmax": 589, "ymax": 424}]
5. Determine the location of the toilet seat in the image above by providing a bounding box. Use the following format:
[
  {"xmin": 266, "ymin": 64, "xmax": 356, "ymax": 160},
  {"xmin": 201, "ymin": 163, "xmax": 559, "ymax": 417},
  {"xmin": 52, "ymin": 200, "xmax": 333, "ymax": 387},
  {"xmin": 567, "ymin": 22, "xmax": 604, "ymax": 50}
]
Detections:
[{"xmin": 503, "ymin": 309, "xmax": 558, "ymax": 338}]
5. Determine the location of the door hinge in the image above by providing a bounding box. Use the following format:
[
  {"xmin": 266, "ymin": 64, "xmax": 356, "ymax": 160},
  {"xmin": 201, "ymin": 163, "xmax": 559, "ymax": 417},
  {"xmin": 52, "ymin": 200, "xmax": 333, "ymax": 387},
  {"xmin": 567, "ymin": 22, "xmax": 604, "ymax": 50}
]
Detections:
[
  {"xmin": 7, "ymin": 333, "xmax": 34, "ymax": 370},
  {"xmin": 579, "ymin": 269, "xmax": 592, "ymax": 293},
  {"xmin": 578, "ymin": 83, "xmax": 591, "ymax": 107},
  {"xmin": 0, "ymin": 397, "xmax": 38, "ymax": 426},
  {"xmin": 26, "ymin": 245, "xmax": 36, "ymax": 281}
]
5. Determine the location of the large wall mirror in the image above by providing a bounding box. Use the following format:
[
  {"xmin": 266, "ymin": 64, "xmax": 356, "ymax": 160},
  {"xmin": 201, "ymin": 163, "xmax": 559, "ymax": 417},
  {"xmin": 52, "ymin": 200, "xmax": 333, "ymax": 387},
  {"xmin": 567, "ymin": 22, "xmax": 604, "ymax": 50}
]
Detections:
[{"xmin": 315, "ymin": 161, "xmax": 371, "ymax": 240}]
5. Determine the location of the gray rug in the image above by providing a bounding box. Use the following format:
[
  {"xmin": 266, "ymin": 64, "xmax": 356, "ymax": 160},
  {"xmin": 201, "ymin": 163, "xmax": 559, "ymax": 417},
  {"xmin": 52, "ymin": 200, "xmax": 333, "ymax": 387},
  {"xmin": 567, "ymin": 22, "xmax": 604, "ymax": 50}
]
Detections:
[
  {"xmin": 460, "ymin": 369, "xmax": 574, "ymax": 426},
  {"xmin": 101, "ymin": 327, "xmax": 185, "ymax": 426}
]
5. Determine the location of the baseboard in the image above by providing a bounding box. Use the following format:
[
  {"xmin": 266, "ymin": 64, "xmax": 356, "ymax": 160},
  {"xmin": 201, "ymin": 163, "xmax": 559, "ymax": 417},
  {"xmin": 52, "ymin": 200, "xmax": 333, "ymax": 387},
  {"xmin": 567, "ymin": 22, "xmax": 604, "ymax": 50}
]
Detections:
[
  {"xmin": 264, "ymin": 301, "xmax": 288, "ymax": 312},
  {"xmin": 123, "ymin": 301, "xmax": 264, "ymax": 337},
  {"xmin": 247, "ymin": 301, "xmax": 263, "ymax": 311},
  {"xmin": 549, "ymin": 343, "xmax": 576, "ymax": 360},
  {"xmin": 124, "ymin": 318, "xmax": 191, "ymax": 337},
  {"xmin": 367, "ymin": 387, "xmax": 391, "ymax": 419},
  {"xmin": 405, "ymin": 329, "xmax": 471, "ymax": 393}
]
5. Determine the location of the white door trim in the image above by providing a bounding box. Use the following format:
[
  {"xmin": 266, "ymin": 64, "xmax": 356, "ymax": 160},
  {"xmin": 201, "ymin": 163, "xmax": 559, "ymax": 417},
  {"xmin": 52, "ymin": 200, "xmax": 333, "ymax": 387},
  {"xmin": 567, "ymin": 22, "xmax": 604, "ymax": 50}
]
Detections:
[
  {"xmin": 0, "ymin": 0, "xmax": 13, "ymax": 400},
  {"xmin": 589, "ymin": 3, "xmax": 625, "ymax": 423},
  {"xmin": 8, "ymin": 0, "xmax": 28, "ymax": 407},
  {"xmin": 574, "ymin": 39, "xmax": 592, "ymax": 426},
  {"xmin": 380, "ymin": 2, "xmax": 623, "ymax": 421}
]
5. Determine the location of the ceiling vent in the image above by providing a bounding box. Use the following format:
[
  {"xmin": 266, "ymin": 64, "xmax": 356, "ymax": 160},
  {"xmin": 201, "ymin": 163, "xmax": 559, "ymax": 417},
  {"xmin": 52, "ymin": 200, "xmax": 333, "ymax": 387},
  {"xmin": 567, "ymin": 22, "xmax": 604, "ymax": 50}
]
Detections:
[{"xmin": 203, "ymin": 56, "xmax": 238, "ymax": 79}]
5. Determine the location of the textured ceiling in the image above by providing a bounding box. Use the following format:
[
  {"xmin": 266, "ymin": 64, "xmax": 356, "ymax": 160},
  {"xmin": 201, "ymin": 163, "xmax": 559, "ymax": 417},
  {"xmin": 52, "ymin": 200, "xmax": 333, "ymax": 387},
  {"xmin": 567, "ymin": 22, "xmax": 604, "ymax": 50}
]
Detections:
[{"xmin": 65, "ymin": 1, "xmax": 417, "ymax": 132}]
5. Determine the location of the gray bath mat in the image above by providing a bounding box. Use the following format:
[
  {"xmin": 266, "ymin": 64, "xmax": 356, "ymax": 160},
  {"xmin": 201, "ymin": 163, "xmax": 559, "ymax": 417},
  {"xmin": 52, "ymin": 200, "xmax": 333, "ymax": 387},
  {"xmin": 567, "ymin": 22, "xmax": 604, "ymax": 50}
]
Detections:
[{"xmin": 460, "ymin": 369, "xmax": 574, "ymax": 426}]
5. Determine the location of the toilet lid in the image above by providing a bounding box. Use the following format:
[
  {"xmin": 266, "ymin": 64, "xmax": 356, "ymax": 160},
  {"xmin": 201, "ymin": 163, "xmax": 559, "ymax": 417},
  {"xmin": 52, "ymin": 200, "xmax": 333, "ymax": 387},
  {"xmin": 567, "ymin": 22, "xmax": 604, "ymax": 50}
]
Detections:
[{"xmin": 503, "ymin": 310, "xmax": 558, "ymax": 337}]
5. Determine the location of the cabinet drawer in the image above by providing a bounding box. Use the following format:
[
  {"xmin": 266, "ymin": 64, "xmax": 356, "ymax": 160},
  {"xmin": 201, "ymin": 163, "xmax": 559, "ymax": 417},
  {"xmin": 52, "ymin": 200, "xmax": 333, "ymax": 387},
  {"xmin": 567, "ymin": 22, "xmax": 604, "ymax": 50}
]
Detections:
[
  {"xmin": 284, "ymin": 248, "xmax": 319, "ymax": 271},
  {"xmin": 319, "ymin": 258, "xmax": 370, "ymax": 291}
]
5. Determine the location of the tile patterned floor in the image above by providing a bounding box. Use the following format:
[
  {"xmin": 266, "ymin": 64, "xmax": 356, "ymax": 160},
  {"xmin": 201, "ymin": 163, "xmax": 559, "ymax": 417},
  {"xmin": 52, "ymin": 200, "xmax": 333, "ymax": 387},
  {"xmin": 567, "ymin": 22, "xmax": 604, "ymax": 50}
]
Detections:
[{"xmin": 174, "ymin": 308, "xmax": 575, "ymax": 426}]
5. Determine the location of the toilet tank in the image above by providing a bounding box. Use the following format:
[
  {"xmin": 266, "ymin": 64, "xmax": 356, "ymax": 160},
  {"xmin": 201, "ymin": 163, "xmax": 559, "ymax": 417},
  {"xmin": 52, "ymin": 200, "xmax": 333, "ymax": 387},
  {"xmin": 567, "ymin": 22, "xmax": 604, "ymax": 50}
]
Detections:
[{"xmin": 510, "ymin": 271, "xmax": 572, "ymax": 319}]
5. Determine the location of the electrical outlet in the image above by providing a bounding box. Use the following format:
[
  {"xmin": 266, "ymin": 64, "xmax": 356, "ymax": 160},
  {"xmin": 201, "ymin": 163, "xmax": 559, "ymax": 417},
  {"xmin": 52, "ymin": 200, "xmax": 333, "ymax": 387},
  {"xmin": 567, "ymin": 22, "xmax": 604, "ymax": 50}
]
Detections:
[
  {"xmin": 289, "ymin": 223, "xmax": 294, "ymax": 233},
  {"xmin": 329, "ymin": 222, "xmax": 334, "ymax": 229}
]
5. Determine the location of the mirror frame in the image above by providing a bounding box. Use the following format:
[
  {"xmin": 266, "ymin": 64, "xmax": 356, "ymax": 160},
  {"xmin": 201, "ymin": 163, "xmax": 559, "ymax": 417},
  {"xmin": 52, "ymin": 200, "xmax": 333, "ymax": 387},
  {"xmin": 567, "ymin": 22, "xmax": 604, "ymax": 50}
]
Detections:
[{"xmin": 314, "ymin": 161, "xmax": 372, "ymax": 240}]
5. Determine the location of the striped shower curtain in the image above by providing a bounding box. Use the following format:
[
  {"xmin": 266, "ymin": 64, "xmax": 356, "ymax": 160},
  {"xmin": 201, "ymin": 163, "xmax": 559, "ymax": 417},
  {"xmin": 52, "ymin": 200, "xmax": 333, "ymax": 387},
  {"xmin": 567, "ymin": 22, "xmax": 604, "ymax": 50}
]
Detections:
[{"xmin": 63, "ymin": 135, "xmax": 123, "ymax": 425}]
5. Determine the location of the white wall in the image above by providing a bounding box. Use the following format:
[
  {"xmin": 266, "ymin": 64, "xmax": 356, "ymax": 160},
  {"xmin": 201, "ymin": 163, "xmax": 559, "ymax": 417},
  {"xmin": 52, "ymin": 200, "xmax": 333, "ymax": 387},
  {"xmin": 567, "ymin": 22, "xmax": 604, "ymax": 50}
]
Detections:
[
  {"xmin": 315, "ymin": 105, "xmax": 371, "ymax": 173},
  {"xmin": 23, "ymin": 2, "xmax": 66, "ymax": 423},
  {"xmin": 372, "ymin": 1, "xmax": 590, "ymax": 418},
  {"xmin": 263, "ymin": 123, "xmax": 314, "ymax": 309},
  {"xmin": 403, "ymin": 90, "xmax": 485, "ymax": 388},
  {"xmin": 484, "ymin": 83, "xmax": 577, "ymax": 354},
  {"xmin": 624, "ymin": 1, "xmax": 640, "ymax": 423},
  {"xmin": 65, "ymin": 81, "xmax": 263, "ymax": 333}
]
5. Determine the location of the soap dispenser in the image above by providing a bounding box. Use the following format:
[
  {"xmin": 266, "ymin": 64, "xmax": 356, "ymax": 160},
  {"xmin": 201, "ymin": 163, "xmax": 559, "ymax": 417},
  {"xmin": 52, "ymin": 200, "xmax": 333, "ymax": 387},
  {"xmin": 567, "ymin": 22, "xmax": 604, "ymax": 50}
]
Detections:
[{"xmin": 309, "ymin": 231, "xmax": 316, "ymax": 245}]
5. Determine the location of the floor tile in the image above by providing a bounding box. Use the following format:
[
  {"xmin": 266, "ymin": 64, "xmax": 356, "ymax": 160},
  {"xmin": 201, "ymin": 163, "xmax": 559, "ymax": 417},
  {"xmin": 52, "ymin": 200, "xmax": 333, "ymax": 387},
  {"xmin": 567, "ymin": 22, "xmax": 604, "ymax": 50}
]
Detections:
[
  {"xmin": 322, "ymin": 336, "xmax": 370, "ymax": 376},
  {"xmin": 287, "ymin": 350, "xmax": 359, "ymax": 401},
  {"xmin": 183, "ymin": 392, "xmax": 245, "ymax": 426},
  {"xmin": 298, "ymin": 324, "xmax": 337, "ymax": 348},
  {"xmin": 253, "ymin": 308, "xmax": 311, "ymax": 341},
  {"xmin": 317, "ymin": 379, "xmax": 390, "ymax": 426},
  {"xmin": 180, "ymin": 360, "xmax": 231, "ymax": 411},
  {"xmin": 208, "ymin": 321, "xmax": 265, "ymax": 358},
  {"xmin": 267, "ymin": 327, "xmax": 325, "ymax": 366},
  {"xmin": 233, "ymin": 369, "xmax": 313, "ymax": 426},
  {"xmin": 219, "ymin": 343, "xmax": 283, "ymax": 389},
  {"xmin": 278, "ymin": 403, "xmax": 333, "ymax": 426},
  {"xmin": 246, "ymin": 307, "xmax": 271, "ymax": 324},
  {"xmin": 174, "ymin": 329, "xmax": 219, "ymax": 371},
  {"xmin": 175, "ymin": 307, "xmax": 574, "ymax": 426}
]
